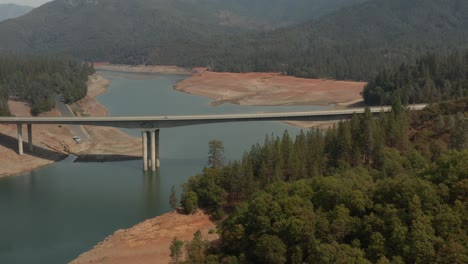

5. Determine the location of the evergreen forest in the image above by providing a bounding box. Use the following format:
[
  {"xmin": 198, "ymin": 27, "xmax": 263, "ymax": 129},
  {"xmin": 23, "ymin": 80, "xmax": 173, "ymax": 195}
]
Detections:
[
  {"xmin": 202, "ymin": 0, "xmax": 468, "ymax": 81},
  {"xmin": 172, "ymin": 47, "xmax": 468, "ymax": 264},
  {"xmin": 0, "ymin": 56, "xmax": 94, "ymax": 116},
  {"xmin": 363, "ymin": 52, "xmax": 468, "ymax": 106},
  {"xmin": 179, "ymin": 98, "xmax": 467, "ymax": 264},
  {"xmin": 1, "ymin": 0, "xmax": 467, "ymax": 82},
  {"xmin": 0, "ymin": 1, "xmax": 466, "ymax": 262}
]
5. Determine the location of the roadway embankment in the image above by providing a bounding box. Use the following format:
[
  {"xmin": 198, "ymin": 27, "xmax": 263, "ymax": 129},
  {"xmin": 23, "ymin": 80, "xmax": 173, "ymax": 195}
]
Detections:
[
  {"xmin": 67, "ymin": 74, "xmax": 141, "ymax": 159},
  {"xmin": 0, "ymin": 100, "xmax": 70, "ymax": 177},
  {"xmin": 0, "ymin": 74, "xmax": 141, "ymax": 178}
]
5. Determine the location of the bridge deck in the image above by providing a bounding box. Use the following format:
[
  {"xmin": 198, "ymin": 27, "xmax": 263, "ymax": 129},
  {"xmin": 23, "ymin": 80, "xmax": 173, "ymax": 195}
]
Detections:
[{"xmin": 0, "ymin": 104, "xmax": 427, "ymax": 129}]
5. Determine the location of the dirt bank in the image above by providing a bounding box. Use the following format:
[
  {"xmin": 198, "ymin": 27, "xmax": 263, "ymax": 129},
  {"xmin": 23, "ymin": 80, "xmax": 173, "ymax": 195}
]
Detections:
[
  {"xmin": 0, "ymin": 101, "xmax": 71, "ymax": 177},
  {"xmin": 71, "ymin": 210, "xmax": 217, "ymax": 264},
  {"xmin": 2, "ymin": 66, "xmax": 369, "ymax": 264},
  {"xmin": 174, "ymin": 71, "xmax": 366, "ymax": 129},
  {"xmin": 94, "ymin": 63, "xmax": 193, "ymax": 75},
  {"xmin": 0, "ymin": 74, "xmax": 141, "ymax": 178},
  {"xmin": 175, "ymin": 71, "xmax": 366, "ymax": 106},
  {"xmin": 68, "ymin": 74, "xmax": 141, "ymax": 158}
]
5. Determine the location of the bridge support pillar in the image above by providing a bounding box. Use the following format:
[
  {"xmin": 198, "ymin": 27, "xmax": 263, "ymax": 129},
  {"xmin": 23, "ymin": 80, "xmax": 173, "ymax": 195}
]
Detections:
[
  {"xmin": 150, "ymin": 130, "xmax": 156, "ymax": 171},
  {"xmin": 27, "ymin": 124, "xmax": 33, "ymax": 152},
  {"xmin": 156, "ymin": 129, "xmax": 160, "ymax": 168},
  {"xmin": 17, "ymin": 124, "xmax": 23, "ymax": 155},
  {"xmin": 148, "ymin": 129, "xmax": 160, "ymax": 171},
  {"xmin": 142, "ymin": 131, "xmax": 148, "ymax": 171}
]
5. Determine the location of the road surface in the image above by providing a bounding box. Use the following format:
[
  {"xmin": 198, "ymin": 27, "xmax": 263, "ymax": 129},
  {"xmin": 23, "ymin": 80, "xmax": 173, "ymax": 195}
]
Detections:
[{"xmin": 54, "ymin": 96, "xmax": 89, "ymax": 141}]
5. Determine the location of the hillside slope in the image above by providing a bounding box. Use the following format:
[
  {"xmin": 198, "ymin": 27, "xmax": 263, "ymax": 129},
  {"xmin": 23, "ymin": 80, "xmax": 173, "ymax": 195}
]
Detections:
[
  {"xmin": 206, "ymin": 0, "xmax": 468, "ymax": 80},
  {"xmin": 0, "ymin": 4, "xmax": 32, "ymax": 22},
  {"xmin": 0, "ymin": 0, "xmax": 366, "ymax": 63},
  {"xmin": 2, "ymin": 0, "xmax": 465, "ymax": 81}
]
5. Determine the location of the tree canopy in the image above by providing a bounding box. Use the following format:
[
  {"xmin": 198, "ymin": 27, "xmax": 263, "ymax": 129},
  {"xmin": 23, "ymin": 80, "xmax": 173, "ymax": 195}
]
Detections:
[
  {"xmin": 363, "ymin": 52, "xmax": 468, "ymax": 105},
  {"xmin": 0, "ymin": 55, "xmax": 94, "ymax": 116},
  {"xmin": 1, "ymin": 0, "xmax": 467, "ymax": 82},
  {"xmin": 180, "ymin": 97, "xmax": 468, "ymax": 263}
]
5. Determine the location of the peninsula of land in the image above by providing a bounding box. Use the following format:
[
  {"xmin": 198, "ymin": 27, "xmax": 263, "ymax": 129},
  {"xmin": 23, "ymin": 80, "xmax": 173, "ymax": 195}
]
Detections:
[
  {"xmin": 175, "ymin": 71, "xmax": 365, "ymax": 107},
  {"xmin": 174, "ymin": 71, "xmax": 365, "ymax": 129}
]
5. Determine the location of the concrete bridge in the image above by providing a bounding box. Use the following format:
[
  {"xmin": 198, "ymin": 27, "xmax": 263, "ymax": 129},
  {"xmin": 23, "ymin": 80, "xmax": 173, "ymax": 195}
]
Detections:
[{"xmin": 0, "ymin": 104, "xmax": 427, "ymax": 171}]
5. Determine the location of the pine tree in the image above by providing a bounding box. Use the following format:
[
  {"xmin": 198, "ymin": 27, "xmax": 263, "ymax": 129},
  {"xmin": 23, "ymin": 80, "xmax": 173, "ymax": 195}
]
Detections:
[
  {"xmin": 186, "ymin": 230, "xmax": 207, "ymax": 264},
  {"xmin": 169, "ymin": 185, "xmax": 178, "ymax": 210},
  {"xmin": 207, "ymin": 140, "xmax": 224, "ymax": 168},
  {"xmin": 169, "ymin": 237, "xmax": 184, "ymax": 264},
  {"xmin": 437, "ymin": 114, "xmax": 446, "ymax": 133}
]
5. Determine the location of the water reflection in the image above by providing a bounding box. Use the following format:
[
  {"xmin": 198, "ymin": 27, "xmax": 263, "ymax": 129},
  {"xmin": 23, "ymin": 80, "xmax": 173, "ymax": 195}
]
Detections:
[
  {"xmin": 0, "ymin": 71, "xmax": 327, "ymax": 264},
  {"xmin": 143, "ymin": 170, "xmax": 162, "ymax": 219}
]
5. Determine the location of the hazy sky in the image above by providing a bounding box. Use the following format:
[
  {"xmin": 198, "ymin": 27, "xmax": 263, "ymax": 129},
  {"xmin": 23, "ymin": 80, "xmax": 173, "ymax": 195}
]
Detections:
[{"xmin": 0, "ymin": 0, "xmax": 53, "ymax": 7}]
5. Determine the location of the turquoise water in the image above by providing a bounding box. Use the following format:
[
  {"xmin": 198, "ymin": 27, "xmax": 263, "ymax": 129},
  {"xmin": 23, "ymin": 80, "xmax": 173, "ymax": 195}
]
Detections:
[{"xmin": 0, "ymin": 71, "xmax": 327, "ymax": 263}]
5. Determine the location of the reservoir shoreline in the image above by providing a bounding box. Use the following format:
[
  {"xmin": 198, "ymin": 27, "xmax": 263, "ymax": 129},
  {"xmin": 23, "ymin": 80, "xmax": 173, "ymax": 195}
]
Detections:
[
  {"xmin": 0, "ymin": 73, "xmax": 141, "ymax": 178},
  {"xmin": 70, "ymin": 66, "xmax": 366, "ymax": 264},
  {"xmin": 0, "ymin": 65, "xmax": 366, "ymax": 263},
  {"xmin": 0, "ymin": 64, "xmax": 365, "ymax": 177}
]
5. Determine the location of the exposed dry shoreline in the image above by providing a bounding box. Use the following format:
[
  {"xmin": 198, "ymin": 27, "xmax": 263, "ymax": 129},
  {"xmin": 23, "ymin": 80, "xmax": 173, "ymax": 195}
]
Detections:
[
  {"xmin": 1, "ymin": 67, "xmax": 366, "ymax": 177},
  {"xmin": 94, "ymin": 63, "xmax": 194, "ymax": 75},
  {"xmin": 175, "ymin": 71, "xmax": 365, "ymax": 107},
  {"xmin": 0, "ymin": 101, "xmax": 69, "ymax": 178},
  {"xmin": 71, "ymin": 66, "xmax": 367, "ymax": 263},
  {"xmin": 1, "ymin": 64, "xmax": 367, "ymax": 263},
  {"xmin": 71, "ymin": 210, "xmax": 217, "ymax": 264},
  {"xmin": 0, "ymin": 73, "xmax": 141, "ymax": 178},
  {"xmin": 175, "ymin": 71, "xmax": 366, "ymax": 128}
]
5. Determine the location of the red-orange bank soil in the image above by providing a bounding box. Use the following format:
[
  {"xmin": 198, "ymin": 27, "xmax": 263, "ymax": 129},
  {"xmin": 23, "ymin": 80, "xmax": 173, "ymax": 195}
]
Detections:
[
  {"xmin": 1, "ymin": 65, "xmax": 368, "ymax": 263},
  {"xmin": 0, "ymin": 74, "xmax": 141, "ymax": 178},
  {"xmin": 71, "ymin": 210, "xmax": 217, "ymax": 264},
  {"xmin": 175, "ymin": 71, "xmax": 366, "ymax": 107}
]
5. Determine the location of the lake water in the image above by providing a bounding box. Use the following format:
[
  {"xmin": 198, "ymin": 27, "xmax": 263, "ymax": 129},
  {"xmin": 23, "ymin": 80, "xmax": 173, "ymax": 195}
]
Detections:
[{"xmin": 0, "ymin": 71, "xmax": 327, "ymax": 263}]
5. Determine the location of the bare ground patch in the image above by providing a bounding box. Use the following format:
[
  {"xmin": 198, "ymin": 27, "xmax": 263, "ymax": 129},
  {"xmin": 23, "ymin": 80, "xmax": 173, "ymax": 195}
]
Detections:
[
  {"xmin": 94, "ymin": 63, "xmax": 193, "ymax": 75},
  {"xmin": 0, "ymin": 101, "xmax": 72, "ymax": 177},
  {"xmin": 0, "ymin": 74, "xmax": 141, "ymax": 178},
  {"xmin": 71, "ymin": 210, "xmax": 217, "ymax": 264},
  {"xmin": 175, "ymin": 72, "xmax": 366, "ymax": 107},
  {"xmin": 175, "ymin": 71, "xmax": 366, "ymax": 129}
]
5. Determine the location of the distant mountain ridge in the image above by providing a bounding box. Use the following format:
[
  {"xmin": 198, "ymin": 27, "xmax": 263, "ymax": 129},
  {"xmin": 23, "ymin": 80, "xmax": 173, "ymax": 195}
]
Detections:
[
  {"xmin": 0, "ymin": 3, "xmax": 33, "ymax": 22},
  {"xmin": 0, "ymin": 0, "xmax": 367, "ymax": 62},
  {"xmin": 0, "ymin": 0, "xmax": 467, "ymax": 81},
  {"xmin": 203, "ymin": 0, "xmax": 468, "ymax": 80}
]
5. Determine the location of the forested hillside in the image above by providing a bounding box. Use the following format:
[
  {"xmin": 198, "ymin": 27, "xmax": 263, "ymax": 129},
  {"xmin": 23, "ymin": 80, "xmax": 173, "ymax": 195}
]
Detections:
[
  {"xmin": 179, "ymin": 98, "xmax": 468, "ymax": 263},
  {"xmin": 205, "ymin": 0, "xmax": 368, "ymax": 28},
  {"xmin": 205, "ymin": 0, "xmax": 468, "ymax": 81},
  {"xmin": 0, "ymin": 56, "xmax": 94, "ymax": 116},
  {"xmin": 0, "ymin": 4, "xmax": 32, "ymax": 22},
  {"xmin": 363, "ymin": 51, "xmax": 468, "ymax": 105},
  {"xmin": 0, "ymin": 0, "xmax": 365, "ymax": 63},
  {"xmin": 2, "ymin": 0, "xmax": 467, "ymax": 82}
]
